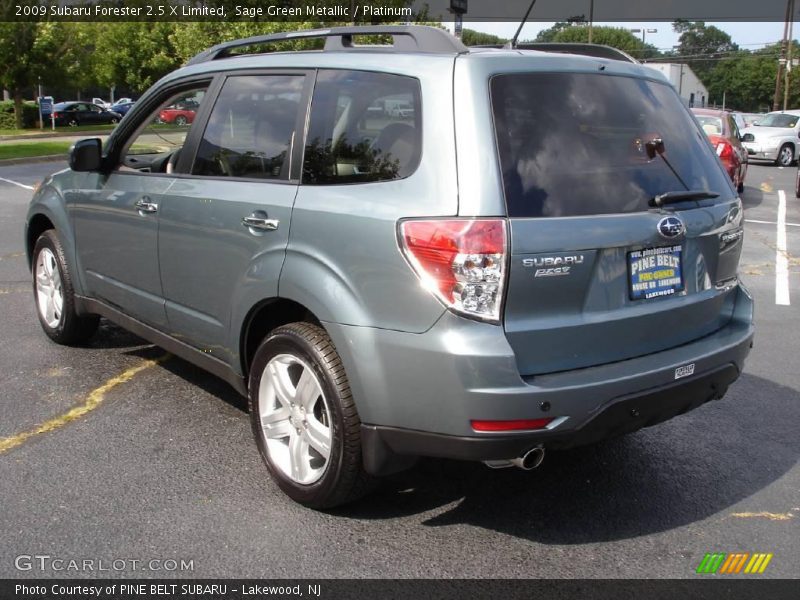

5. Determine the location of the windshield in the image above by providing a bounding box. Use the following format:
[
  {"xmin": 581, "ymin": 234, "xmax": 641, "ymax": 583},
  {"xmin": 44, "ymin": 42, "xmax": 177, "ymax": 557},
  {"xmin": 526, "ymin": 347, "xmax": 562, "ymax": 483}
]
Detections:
[
  {"xmin": 490, "ymin": 72, "xmax": 733, "ymax": 218},
  {"xmin": 756, "ymin": 113, "xmax": 798, "ymax": 128}
]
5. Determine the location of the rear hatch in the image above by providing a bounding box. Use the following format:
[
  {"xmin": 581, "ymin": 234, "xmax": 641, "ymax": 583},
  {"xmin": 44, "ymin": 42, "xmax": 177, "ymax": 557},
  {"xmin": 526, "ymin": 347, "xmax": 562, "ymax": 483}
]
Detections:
[{"xmin": 490, "ymin": 72, "xmax": 744, "ymax": 375}]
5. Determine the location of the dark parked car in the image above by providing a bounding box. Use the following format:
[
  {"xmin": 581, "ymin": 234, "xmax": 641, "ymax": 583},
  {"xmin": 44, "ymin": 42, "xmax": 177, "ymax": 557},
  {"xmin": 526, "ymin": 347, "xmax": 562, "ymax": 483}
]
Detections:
[
  {"xmin": 51, "ymin": 102, "xmax": 122, "ymax": 127},
  {"xmin": 692, "ymin": 108, "xmax": 748, "ymax": 193},
  {"xmin": 109, "ymin": 100, "xmax": 135, "ymax": 115}
]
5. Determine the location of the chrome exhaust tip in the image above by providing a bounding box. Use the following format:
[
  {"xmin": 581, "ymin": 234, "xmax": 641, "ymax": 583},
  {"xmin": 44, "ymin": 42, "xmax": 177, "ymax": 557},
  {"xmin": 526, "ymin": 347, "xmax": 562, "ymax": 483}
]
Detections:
[{"xmin": 510, "ymin": 446, "xmax": 545, "ymax": 471}]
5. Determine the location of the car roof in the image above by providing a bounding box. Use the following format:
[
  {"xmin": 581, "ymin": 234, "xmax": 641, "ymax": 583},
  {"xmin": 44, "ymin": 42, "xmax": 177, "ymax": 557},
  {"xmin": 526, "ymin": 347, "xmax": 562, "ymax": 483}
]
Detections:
[{"xmin": 691, "ymin": 108, "xmax": 728, "ymax": 117}]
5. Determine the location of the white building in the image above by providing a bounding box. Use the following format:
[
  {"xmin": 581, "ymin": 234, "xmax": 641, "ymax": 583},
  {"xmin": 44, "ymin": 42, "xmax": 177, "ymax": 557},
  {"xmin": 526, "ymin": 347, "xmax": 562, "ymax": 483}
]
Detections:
[{"xmin": 645, "ymin": 63, "xmax": 709, "ymax": 108}]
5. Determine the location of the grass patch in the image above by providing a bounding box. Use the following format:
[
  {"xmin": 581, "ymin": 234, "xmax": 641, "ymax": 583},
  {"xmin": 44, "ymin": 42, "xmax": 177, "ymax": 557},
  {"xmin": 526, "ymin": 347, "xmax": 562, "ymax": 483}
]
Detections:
[
  {"xmin": 0, "ymin": 124, "xmax": 117, "ymax": 136},
  {"xmin": 0, "ymin": 141, "xmax": 72, "ymax": 160}
]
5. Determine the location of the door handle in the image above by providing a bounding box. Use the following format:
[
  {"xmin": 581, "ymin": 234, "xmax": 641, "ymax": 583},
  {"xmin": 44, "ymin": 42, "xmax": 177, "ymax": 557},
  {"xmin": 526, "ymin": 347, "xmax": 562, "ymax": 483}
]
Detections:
[
  {"xmin": 242, "ymin": 216, "xmax": 279, "ymax": 231},
  {"xmin": 134, "ymin": 198, "xmax": 158, "ymax": 214}
]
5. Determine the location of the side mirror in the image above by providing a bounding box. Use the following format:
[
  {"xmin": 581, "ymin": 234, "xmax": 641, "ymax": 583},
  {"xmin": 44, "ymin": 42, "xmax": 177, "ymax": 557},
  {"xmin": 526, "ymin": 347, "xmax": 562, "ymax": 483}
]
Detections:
[{"xmin": 69, "ymin": 138, "xmax": 102, "ymax": 172}]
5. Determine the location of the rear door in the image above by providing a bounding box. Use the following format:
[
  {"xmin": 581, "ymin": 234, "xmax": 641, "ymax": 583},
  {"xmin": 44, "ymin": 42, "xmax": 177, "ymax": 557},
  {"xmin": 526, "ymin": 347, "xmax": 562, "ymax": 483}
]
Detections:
[
  {"xmin": 490, "ymin": 72, "xmax": 744, "ymax": 375},
  {"xmin": 156, "ymin": 71, "xmax": 311, "ymax": 361}
]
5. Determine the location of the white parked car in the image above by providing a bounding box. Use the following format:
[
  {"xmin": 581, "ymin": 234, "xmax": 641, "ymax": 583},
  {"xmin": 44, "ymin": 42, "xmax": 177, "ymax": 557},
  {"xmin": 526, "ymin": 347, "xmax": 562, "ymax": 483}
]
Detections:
[
  {"xmin": 740, "ymin": 110, "xmax": 800, "ymax": 166},
  {"xmin": 91, "ymin": 97, "xmax": 111, "ymax": 109}
]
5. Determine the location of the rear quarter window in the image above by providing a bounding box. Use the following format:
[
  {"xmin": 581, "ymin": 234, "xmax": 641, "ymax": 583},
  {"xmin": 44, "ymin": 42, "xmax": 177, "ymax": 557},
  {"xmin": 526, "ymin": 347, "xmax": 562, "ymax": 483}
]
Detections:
[
  {"xmin": 490, "ymin": 72, "xmax": 732, "ymax": 218},
  {"xmin": 302, "ymin": 70, "xmax": 422, "ymax": 185}
]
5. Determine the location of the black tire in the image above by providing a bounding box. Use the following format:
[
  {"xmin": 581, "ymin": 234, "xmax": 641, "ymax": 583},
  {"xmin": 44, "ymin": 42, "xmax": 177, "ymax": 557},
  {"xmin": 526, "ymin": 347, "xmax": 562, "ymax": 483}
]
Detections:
[
  {"xmin": 248, "ymin": 322, "xmax": 373, "ymax": 508},
  {"xmin": 110, "ymin": 117, "xmax": 119, "ymax": 124},
  {"xmin": 174, "ymin": 115, "xmax": 187, "ymax": 126},
  {"xmin": 32, "ymin": 230, "xmax": 99, "ymax": 345},
  {"xmin": 776, "ymin": 143, "xmax": 795, "ymax": 167},
  {"xmin": 67, "ymin": 118, "xmax": 78, "ymax": 127}
]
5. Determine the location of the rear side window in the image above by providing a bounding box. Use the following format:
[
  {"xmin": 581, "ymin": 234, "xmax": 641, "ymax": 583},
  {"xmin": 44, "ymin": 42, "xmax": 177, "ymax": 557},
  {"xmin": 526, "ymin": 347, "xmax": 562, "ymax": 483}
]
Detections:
[
  {"xmin": 192, "ymin": 75, "xmax": 304, "ymax": 180},
  {"xmin": 302, "ymin": 70, "xmax": 422, "ymax": 185},
  {"xmin": 490, "ymin": 73, "xmax": 732, "ymax": 218}
]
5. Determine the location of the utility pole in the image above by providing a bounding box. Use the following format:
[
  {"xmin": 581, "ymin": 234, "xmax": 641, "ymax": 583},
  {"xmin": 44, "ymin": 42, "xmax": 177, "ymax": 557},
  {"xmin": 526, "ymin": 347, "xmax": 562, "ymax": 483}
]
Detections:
[
  {"xmin": 588, "ymin": 0, "xmax": 594, "ymax": 43},
  {"xmin": 774, "ymin": 0, "xmax": 793, "ymax": 110},
  {"xmin": 784, "ymin": 0, "xmax": 795, "ymax": 111}
]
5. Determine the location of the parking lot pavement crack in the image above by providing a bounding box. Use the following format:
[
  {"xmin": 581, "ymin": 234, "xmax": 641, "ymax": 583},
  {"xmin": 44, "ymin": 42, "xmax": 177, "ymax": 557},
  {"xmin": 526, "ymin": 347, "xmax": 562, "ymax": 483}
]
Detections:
[{"xmin": 0, "ymin": 353, "xmax": 170, "ymax": 455}]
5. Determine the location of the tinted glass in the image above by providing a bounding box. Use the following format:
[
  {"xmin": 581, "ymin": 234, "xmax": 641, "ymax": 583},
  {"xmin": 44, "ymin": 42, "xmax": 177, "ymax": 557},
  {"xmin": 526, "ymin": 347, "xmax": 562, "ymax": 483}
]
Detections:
[
  {"xmin": 192, "ymin": 75, "xmax": 304, "ymax": 180},
  {"xmin": 491, "ymin": 73, "xmax": 732, "ymax": 218},
  {"xmin": 303, "ymin": 70, "xmax": 421, "ymax": 185},
  {"xmin": 757, "ymin": 113, "xmax": 798, "ymax": 128}
]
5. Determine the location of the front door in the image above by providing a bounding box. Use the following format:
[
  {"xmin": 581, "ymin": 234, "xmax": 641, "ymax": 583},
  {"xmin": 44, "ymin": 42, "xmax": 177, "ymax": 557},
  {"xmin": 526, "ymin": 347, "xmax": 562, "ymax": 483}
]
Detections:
[{"xmin": 71, "ymin": 83, "xmax": 213, "ymax": 328}]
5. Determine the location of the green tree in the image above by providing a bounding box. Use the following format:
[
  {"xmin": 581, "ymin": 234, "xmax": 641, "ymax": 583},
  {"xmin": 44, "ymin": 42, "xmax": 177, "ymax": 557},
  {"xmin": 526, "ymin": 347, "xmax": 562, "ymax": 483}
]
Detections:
[
  {"xmin": 0, "ymin": 22, "xmax": 88, "ymax": 128},
  {"xmin": 703, "ymin": 43, "xmax": 800, "ymax": 112},
  {"xmin": 672, "ymin": 20, "xmax": 738, "ymax": 82},
  {"xmin": 461, "ymin": 28, "xmax": 505, "ymax": 46},
  {"xmin": 533, "ymin": 24, "xmax": 659, "ymax": 59}
]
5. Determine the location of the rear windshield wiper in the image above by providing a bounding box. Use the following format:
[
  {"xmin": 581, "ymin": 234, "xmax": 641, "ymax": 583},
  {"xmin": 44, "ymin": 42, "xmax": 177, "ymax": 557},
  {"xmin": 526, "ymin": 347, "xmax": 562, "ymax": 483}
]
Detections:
[{"xmin": 651, "ymin": 190, "xmax": 720, "ymax": 207}]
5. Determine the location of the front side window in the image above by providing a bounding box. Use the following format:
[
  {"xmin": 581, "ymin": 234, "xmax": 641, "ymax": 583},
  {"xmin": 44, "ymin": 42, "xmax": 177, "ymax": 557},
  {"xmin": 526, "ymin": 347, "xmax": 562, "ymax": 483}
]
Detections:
[
  {"xmin": 120, "ymin": 86, "xmax": 209, "ymax": 172},
  {"xmin": 302, "ymin": 70, "xmax": 422, "ymax": 185},
  {"xmin": 491, "ymin": 72, "xmax": 733, "ymax": 218},
  {"xmin": 192, "ymin": 75, "xmax": 305, "ymax": 180}
]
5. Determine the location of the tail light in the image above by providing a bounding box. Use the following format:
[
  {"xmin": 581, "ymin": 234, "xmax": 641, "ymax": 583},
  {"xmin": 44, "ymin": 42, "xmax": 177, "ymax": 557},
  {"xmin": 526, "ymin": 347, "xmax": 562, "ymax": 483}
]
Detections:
[
  {"xmin": 52, "ymin": 112, "xmax": 60, "ymax": 119},
  {"xmin": 471, "ymin": 418, "xmax": 553, "ymax": 432},
  {"xmin": 710, "ymin": 135, "xmax": 734, "ymax": 163},
  {"xmin": 399, "ymin": 218, "xmax": 507, "ymax": 322}
]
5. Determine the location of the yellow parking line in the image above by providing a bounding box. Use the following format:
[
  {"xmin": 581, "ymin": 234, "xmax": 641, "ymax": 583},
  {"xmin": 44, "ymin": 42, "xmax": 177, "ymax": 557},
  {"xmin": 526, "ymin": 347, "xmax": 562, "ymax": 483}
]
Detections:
[
  {"xmin": 730, "ymin": 511, "xmax": 794, "ymax": 521},
  {"xmin": 0, "ymin": 354, "xmax": 169, "ymax": 455}
]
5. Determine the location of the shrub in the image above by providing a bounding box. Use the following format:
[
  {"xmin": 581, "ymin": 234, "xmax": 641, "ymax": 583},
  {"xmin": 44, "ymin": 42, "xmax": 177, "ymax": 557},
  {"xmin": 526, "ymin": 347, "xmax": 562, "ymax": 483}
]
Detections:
[{"xmin": 0, "ymin": 100, "xmax": 43, "ymax": 130}]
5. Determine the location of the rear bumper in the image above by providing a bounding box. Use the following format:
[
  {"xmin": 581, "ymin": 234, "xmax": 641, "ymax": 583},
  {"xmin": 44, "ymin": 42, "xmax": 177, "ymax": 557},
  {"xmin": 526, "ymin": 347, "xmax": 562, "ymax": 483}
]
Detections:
[
  {"xmin": 362, "ymin": 362, "xmax": 740, "ymax": 468},
  {"xmin": 323, "ymin": 283, "xmax": 754, "ymax": 475}
]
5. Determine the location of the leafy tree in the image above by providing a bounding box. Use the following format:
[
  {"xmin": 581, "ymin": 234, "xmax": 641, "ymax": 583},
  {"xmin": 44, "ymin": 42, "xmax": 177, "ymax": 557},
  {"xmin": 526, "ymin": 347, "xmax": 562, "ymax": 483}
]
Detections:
[
  {"xmin": 0, "ymin": 23, "xmax": 89, "ymax": 127},
  {"xmin": 533, "ymin": 24, "xmax": 660, "ymax": 59},
  {"xmin": 703, "ymin": 42, "xmax": 800, "ymax": 112},
  {"xmin": 461, "ymin": 28, "xmax": 505, "ymax": 46},
  {"xmin": 672, "ymin": 20, "xmax": 738, "ymax": 81}
]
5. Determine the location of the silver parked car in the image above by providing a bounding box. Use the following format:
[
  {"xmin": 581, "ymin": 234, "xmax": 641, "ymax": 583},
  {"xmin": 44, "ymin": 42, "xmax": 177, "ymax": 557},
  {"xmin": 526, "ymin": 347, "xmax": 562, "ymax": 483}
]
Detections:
[
  {"xmin": 740, "ymin": 109, "xmax": 800, "ymax": 166},
  {"xmin": 25, "ymin": 26, "xmax": 754, "ymax": 508}
]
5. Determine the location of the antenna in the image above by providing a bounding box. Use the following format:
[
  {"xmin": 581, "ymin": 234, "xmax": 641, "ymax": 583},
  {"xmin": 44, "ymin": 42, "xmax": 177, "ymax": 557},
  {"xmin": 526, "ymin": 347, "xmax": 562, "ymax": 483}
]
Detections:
[{"xmin": 508, "ymin": 0, "xmax": 538, "ymax": 49}]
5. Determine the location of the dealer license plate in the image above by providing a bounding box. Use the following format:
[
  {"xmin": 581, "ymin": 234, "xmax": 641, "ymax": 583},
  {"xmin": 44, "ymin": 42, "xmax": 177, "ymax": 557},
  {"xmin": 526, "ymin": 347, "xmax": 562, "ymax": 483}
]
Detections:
[{"xmin": 628, "ymin": 245, "xmax": 684, "ymax": 300}]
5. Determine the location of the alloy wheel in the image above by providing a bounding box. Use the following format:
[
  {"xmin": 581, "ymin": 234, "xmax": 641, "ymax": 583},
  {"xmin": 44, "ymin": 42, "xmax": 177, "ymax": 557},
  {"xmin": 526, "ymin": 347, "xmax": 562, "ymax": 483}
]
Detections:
[
  {"xmin": 258, "ymin": 354, "xmax": 332, "ymax": 485},
  {"xmin": 35, "ymin": 247, "xmax": 63, "ymax": 329}
]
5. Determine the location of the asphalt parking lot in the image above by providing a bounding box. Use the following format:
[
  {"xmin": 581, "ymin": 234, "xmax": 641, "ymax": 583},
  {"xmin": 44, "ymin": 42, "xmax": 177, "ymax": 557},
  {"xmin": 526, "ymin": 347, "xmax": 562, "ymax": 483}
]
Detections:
[{"xmin": 0, "ymin": 161, "xmax": 797, "ymax": 579}]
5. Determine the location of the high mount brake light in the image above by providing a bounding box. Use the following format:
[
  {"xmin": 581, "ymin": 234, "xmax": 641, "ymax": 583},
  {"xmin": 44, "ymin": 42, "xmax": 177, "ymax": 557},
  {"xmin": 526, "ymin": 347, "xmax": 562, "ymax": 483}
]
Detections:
[{"xmin": 399, "ymin": 219, "xmax": 508, "ymax": 322}]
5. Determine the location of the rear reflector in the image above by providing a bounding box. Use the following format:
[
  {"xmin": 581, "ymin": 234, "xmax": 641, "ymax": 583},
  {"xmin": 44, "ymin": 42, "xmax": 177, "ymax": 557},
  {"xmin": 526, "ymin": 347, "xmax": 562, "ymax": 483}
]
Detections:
[{"xmin": 471, "ymin": 418, "xmax": 553, "ymax": 432}]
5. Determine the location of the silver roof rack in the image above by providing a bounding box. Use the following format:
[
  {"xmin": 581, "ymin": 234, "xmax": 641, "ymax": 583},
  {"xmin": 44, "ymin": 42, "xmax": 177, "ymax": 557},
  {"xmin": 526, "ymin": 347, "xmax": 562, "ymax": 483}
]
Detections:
[{"xmin": 186, "ymin": 25, "xmax": 468, "ymax": 66}]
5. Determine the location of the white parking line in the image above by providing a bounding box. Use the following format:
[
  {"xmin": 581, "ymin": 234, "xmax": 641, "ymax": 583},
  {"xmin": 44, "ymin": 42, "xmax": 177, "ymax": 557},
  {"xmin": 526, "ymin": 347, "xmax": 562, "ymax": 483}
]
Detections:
[
  {"xmin": 746, "ymin": 219, "xmax": 800, "ymax": 228},
  {"xmin": 0, "ymin": 177, "xmax": 34, "ymax": 190},
  {"xmin": 776, "ymin": 190, "xmax": 790, "ymax": 306}
]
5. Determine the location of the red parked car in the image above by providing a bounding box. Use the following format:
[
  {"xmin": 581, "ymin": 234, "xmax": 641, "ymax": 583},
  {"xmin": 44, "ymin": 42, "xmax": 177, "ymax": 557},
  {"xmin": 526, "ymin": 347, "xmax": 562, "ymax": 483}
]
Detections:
[
  {"xmin": 692, "ymin": 108, "xmax": 748, "ymax": 193},
  {"xmin": 158, "ymin": 101, "xmax": 198, "ymax": 126}
]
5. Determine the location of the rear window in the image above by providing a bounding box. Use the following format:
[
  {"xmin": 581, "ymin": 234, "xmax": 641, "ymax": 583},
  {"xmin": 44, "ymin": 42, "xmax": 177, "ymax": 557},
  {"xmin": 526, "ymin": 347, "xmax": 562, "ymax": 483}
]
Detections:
[{"xmin": 490, "ymin": 73, "xmax": 732, "ymax": 218}]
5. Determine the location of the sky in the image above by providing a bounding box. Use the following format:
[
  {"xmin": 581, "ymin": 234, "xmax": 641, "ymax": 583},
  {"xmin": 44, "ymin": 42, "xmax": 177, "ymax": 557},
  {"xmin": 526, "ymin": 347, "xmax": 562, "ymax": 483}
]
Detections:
[{"xmin": 458, "ymin": 21, "xmax": 795, "ymax": 51}]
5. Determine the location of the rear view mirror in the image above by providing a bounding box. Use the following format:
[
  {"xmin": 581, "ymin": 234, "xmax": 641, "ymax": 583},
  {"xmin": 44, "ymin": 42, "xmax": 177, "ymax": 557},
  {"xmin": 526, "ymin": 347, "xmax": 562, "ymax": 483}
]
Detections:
[{"xmin": 69, "ymin": 138, "xmax": 102, "ymax": 172}]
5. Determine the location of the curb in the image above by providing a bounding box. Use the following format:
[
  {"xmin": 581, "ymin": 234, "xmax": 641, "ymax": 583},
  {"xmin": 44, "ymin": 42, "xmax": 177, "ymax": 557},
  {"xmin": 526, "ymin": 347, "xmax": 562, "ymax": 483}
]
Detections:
[
  {"xmin": 0, "ymin": 154, "xmax": 67, "ymax": 166},
  {"xmin": 0, "ymin": 130, "xmax": 111, "ymax": 141}
]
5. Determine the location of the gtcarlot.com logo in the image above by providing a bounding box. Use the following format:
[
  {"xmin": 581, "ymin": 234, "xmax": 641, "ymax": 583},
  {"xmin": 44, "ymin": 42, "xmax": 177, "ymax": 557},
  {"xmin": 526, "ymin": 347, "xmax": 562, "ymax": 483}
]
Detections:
[
  {"xmin": 14, "ymin": 555, "xmax": 194, "ymax": 573},
  {"xmin": 696, "ymin": 552, "xmax": 773, "ymax": 574}
]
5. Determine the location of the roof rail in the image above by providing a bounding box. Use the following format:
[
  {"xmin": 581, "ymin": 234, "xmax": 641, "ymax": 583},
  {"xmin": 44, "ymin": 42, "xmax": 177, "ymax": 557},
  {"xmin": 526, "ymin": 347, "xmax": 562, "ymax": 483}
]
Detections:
[
  {"xmin": 185, "ymin": 25, "xmax": 468, "ymax": 66},
  {"xmin": 515, "ymin": 43, "xmax": 639, "ymax": 64}
]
